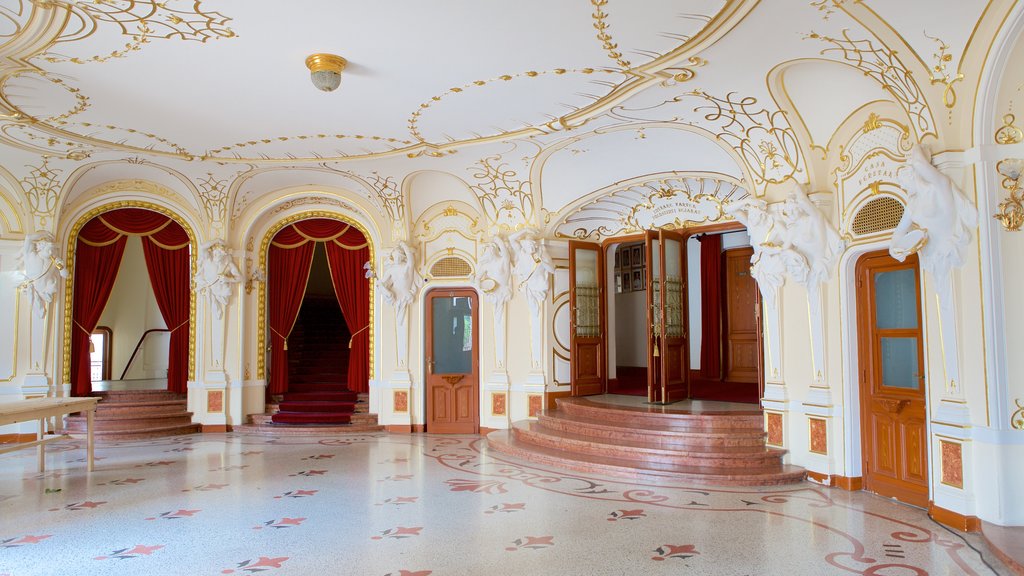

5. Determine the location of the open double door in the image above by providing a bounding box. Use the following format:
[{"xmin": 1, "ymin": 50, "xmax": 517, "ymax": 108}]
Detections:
[{"xmin": 569, "ymin": 229, "xmax": 688, "ymax": 403}]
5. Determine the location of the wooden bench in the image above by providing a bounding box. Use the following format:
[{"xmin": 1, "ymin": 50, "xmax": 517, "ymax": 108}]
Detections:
[{"xmin": 0, "ymin": 397, "xmax": 101, "ymax": 472}]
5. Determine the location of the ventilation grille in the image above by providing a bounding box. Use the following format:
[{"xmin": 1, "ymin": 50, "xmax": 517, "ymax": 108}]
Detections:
[
  {"xmin": 430, "ymin": 256, "xmax": 472, "ymax": 278},
  {"xmin": 851, "ymin": 196, "xmax": 905, "ymax": 236}
]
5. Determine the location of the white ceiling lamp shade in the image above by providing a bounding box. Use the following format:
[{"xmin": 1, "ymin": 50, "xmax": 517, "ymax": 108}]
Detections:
[{"xmin": 305, "ymin": 53, "xmax": 347, "ymax": 92}]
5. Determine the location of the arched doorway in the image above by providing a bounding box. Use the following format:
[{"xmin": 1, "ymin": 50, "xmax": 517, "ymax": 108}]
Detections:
[
  {"xmin": 265, "ymin": 218, "xmax": 371, "ymax": 425},
  {"xmin": 66, "ymin": 207, "xmax": 193, "ymax": 397}
]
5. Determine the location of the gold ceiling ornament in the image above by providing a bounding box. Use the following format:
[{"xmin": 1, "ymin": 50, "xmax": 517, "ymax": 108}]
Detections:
[
  {"xmin": 809, "ymin": 0, "xmax": 846, "ymax": 21},
  {"xmin": 689, "ymin": 89, "xmax": 805, "ymax": 192},
  {"xmin": 196, "ymin": 172, "xmax": 232, "ymax": 229},
  {"xmin": 806, "ymin": 30, "xmax": 937, "ymax": 140},
  {"xmin": 19, "ymin": 156, "xmax": 62, "ymax": 227},
  {"xmin": 369, "ymin": 172, "xmax": 405, "ymax": 225},
  {"xmin": 590, "ymin": 0, "xmax": 631, "ymax": 70},
  {"xmin": 994, "ymin": 158, "xmax": 1024, "ymax": 232},
  {"xmin": 468, "ymin": 156, "xmax": 535, "ymax": 231},
  {"xmin": 207, "ymin": 133, "xmax": 413, "ymax": 157},
  {"xmin": 305, "ymin": 53, "xmax": 347, "ymax": 92},
  {"xmin": 862, "ymin": 112, "xmax": 883, "ymax": 133},
  {"xmin": 407, "ymin": 66, "xmax": 620, "ymax": 142},
  {"xmin": 1012, "ymin": 399, "xmax": 1024, "ymax": 430},
  {"xmin": 995, "ymin": 114, "xmax": 1023, "ymax": 145},
  {"xmin": 925, "ymin": 33, "xmax": 964, "ymax": 110}
]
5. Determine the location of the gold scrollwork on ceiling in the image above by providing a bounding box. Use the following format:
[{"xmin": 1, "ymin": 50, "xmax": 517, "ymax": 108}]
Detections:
[
  {"xmin": 369, "ymin": 172, "xmax": 405, "ymax": 229},
  {"xmin": 42, "ymin": 0, "xmax": 234, "ymax": 64},
  {"xmin": 924, "ymin": 33, "xmax": 964, "ymax": 111},
  {"xmin": 468, "ymin": 156, "xmax": 534, "ymax": 231},
  {"xmin": 407, "ymin": 67, "xmax": 622, "ymax": 143},
  {"xmin": 19, "ymin": 156, "xmax": 62, "ymax": 227},
  {"xmin": 206, "ymin": 133, "xmax": 414, "ymax": 158},
  {"xmin": 591, "ymin": 0, "xmax": 630, "ymax": 70},
  {"xmin": 196, "ymin": 171, "xmax": 235, "ymax": 230},
  {"xmin": 553, "ymin": 173, "xmax": 748, "ymax": 240},
  {"xmin": 995, "ymin": 114, "xmax": 1023, "ymax": 145},
  {"xmin": 806, "ymin": 30, "xmax": 937, "ymax": 140},
  {"xmin": 993, "ymin": 158, "xmax": 1024, "ymax": 232},
  {"xmin": 689, "ymin": 89, "xmax": 805, "ymax": 192}
]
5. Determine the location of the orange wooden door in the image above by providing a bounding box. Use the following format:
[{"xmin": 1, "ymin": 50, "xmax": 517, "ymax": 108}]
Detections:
[
  {"xmin": 569, "ymin": 241, "xmax": 605, "ymax": 396},
  {"xmin": 723, "ymin": 246, "xmax": 759, "ymax": 383},
  {"xmin": 856, "ymin": 251, "xmax": 928, "ymax": 507},
  {"xmin": 425, "ymin": 289, "xmax": 479, "ymax": 434},
  {"xmin": 647, "ymin": 230, "xmax": 688, "ymax": 403}
]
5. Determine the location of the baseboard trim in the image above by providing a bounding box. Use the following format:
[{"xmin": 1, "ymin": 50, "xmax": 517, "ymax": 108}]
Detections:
[
  {"xmin": 201, "ymin": 425, "xmax": 231, "ymax": 433},
  {"xmin": 835, "ymin": 475, "xmax": 863, "ymax": 491},
  {"xmin": 928, "ymin": 502, "xmax": 981, "ymax": 532},
  {"xmin": 386, "ymin": 424, "xmax": 425, "ymax": 433},
  {"xmin": 806, "ymin": 470, "xmax": 833, "ymax": 486},
  {"xmin": 479, "ymin": 427, "xmax": 498, "ymax": 435},
  {"xmin": 0, "ymin": 433, "xmax": 38, "ymax": 444},
  {"xmin": 545, "ymin": 390, "xmax": 571, "ymax": 406}
]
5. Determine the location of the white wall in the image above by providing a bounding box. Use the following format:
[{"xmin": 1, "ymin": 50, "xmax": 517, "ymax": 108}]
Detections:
[{"xmin": 96, "ymin": 237, "xmax": 168, "ymax": 380}]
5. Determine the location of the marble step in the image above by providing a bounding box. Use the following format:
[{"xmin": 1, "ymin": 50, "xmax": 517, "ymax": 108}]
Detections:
[
  {"xmin": 512, "ymin": 420, "xmax": 785, "ymax": 469},
  {"xmin": 556, "ymin": 397, "xmax": 764, "ymax": 430},
  {"xmin": 536, "ymin": 411, "xmax": 767, "ymax": 448},
  {"xmin": 90, "ymin": 390, "xmax": 185, "ymax": 403},
  {"xmin": 234, "ymin": 422, "xmax": 385, "ymax": 435},
  {"xmin": 249, "ymin": 412, "xmax": 378, "ymax": 426},
  {"xmin": 74, "ymin": 399, "xmax": 189, "ymax": 417},
  {"xmin": 487, "ymin": 429, "xmax": 805, "ymax": 486},
  {"xmin": 66, "ymin": 422, "xmax": 201, "ymax": 440},
  {"xmin": 65, "ymin": 411, "xmax": 196, "ymax": 431}
]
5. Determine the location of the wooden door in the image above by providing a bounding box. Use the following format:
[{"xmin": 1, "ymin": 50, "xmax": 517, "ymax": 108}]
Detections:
[
  {"xmin": 570, "ymin": 241, "xmax": 605, "ymax": 396},
  {"xmin": 425, "ymin": 289, "xmax": 479, "ymax": 434},
  {"xmin": 647, "ymin": 230, "xmax": 688, "ymax": 403},
  {"xmin": 723, "ymin": 247, "xmax": 759, "ymax": 383},
  {"xmin": 856, "ymin": 251, "xmax": 928, "ymax": 507}
]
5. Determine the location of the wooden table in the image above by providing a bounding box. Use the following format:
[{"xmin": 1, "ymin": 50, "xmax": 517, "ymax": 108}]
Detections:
[{"xmin": 0, "ymin": 397, "xmax": 100, "ymax": 472}]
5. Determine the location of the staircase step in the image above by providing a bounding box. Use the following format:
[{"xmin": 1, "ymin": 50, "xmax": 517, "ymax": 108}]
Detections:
[
  {"xmin": 557, "ymin": 397, "xmax": 764, "ymax": 430},
  {"xmin": 235, "ymin": 422, "xmax": 384, "ymax": 435},
  {"xmin": 537, "ymin": 411, "xmax": 767, "ymax": 447},
  {"xmin": 90, "ymin": 390, "xmax": 185, "ymax": 403},
  {"xmin": 272, "ymin": 411, "xmax": 352, "ymax": 425},
  {"xmin": 283, "ymin": 391, "xmax": 358, "ymax": 402},
  {"xmin": 487, "ymin": 429, "xmax": 805, "ymax": 486},
  {"xmin": 512, "ymin": 421, "xmax": 784, "ymax": 469},
  {"xmin": 250, "ymin": 412, "xmax": 377, "ymax": 426},
  {"xmin": 278, "ymin": 401, "xmax": 356, "ymax": 413},
  {"xmin": 67, "ymin": 422, "xmax": 201, "ymax": 441},
  {"xmin": 79, "ymin": 399, "xmax": 189, "ymax": 417},
  {"xmin": 65, "ymin": 412, "xmax": 196, "ymax": 431}
]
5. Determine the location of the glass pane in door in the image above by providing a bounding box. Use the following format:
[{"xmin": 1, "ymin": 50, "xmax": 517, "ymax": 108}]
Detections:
[
  {"xmin": 875, "ymin": 269, "xmax": 918, "ymax": 329},
  {"xmin": 663, "ymin": 237, "xmax": 683, "ymax": 338},
  {"xmin": 650, "ymin": 239, "xmax": 661, "ymax": 333},
  {"xmin": 880, "ymin": 337, "xmax": 919, "ymax": 389},
  {"xmin": 573, "ymin": 248, "xmax": 600, "ymax": 337},
  {"xmin": 432, "ymin": 296, "xmax": 473, "ymax": 374}
]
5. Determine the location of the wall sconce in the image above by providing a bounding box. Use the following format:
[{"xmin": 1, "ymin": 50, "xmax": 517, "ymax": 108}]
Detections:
[
  {"xmin": 305, "ymin": 53, "xmax": 347, "ymax": 92},
  {"xmin": 994, "ymin": 158, "xmax": 1024, "ymax": 231}
]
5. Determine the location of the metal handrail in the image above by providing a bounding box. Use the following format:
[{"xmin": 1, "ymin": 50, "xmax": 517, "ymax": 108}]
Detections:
[{"xmin": 119, "ymin": 328, "xmax": 170, "ymax": 380}]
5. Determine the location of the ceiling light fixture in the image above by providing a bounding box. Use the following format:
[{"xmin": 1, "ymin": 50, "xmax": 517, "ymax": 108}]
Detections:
[{"xmin": 305, "ymin": 53, "xmax": 347, "ymax": 92}]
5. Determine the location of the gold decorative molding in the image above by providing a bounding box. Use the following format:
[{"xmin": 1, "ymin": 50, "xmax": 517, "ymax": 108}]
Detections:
[
  {"xmin": 995, "ymin": 114, "xmax": 1023, "ymax": 145},
  {"xmin": 994, "ymin": 158, "xmax": 1024, "ymax": 232},
  {"xmin": 1011, "ymin": 399, "xmax": 1024, "ymax": 430},
  {"xmin": 440, "ymin": 374, "xmax": 465, "ymax": 385},
  {"xmin": 19, "ymin": 156, "xmax": 62, "ymax": 227},
  {"xmin": 806, "ymin": 30, "xmax": 937, "ymax": 140},
  {"xmin": 591, "ymin": 0, "xmax": 631, "ymax": 70},
  {"xmin": 206, "ymin": 133, "xmax": 413, "ymax": 158},
  {"xmin": 62, "ymin": 201, "xmax": 198, "ymax": 385},
  {"xmin": 468, "ymin": 156, "xmax": 535, "ymax": 230},
  {"xmin": 924, "ymin": 33, "xmax": 963, "ymax": 110},
  {"xmin": 256, "ymin": 210, "xmax": 374, "ymax": 381},
  {"xmin": 196, "ymin": 172, "xmax": 232, "ymax": 230}
]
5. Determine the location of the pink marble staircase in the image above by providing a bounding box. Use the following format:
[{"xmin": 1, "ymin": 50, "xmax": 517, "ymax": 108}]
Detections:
[
  {"xmin": 487, "ymin": 397, "xmax": 805, "ymax": 486},
  {"xmin": 64, "ymin": 390, "xmax": 200, "ymax": 440},
  {"xmin": 236, "ymin": 393, "xmax": 384, "ymax": 435}
]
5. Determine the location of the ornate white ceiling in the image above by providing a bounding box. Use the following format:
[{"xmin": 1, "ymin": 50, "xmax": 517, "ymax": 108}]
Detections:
[{"xmin": 0, "ymin": 0, "xmax": 1017, "ymax": 237}]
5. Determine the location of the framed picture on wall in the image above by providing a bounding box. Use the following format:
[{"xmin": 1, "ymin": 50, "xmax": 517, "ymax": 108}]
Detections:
[
  {"xmin": 631, "ymin": 245, "xmax": 642, "ymax": 266},
  {"xmin": 622, "ymin": 272, "xmax": 630, "ymax": 292},
  {"xmin": 614, "ymin": 250, "xmax": 620, "ymax": 268},
  {"xmin": 621, "ymin": 249, "xmax": 630, "ymax": 267},
  {"xmin": 632, "ymin": 270, "xmax": 642, "ymax": 291}
]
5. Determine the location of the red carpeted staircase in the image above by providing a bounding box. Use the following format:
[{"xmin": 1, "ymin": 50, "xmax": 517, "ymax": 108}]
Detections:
[{"xmin": 271, "ymin": 296, "xmax": 358, "ymax": 426}]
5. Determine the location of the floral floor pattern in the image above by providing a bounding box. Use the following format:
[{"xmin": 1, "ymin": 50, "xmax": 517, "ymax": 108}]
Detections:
[{"xmin": 0, "ymin": 432, "xmax": 1012, "ymax": 575}]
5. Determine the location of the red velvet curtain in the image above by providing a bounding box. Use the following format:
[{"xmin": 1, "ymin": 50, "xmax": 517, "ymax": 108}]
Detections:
[
  {"xmin": 71, "ymin": 209, "xmax": 191, "ymax": 396},
  {"xmin": 268, "ymin": 219, "xmax": 369, "ymax": 394},
  {"xmin": 699, "ymin": 234, "xmax": 723, "ymax": 381},
  {"xmin": 324, "ymin": 229, "xmax": 370, "ymax": 393}
]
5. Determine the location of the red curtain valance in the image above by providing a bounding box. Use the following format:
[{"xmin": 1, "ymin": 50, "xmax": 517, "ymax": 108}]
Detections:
[
  {"xmin": 79, "ymin": 208, "xmax": 188, "ymax": 249},
  {"xmin": 271, "ymin": 218, "xmax": 367, "ymax": 250}
]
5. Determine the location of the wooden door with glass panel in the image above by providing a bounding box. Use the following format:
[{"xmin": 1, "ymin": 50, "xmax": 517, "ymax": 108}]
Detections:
[
  {"xmin": 857, "ymin": 251, "xmax": 928, "ymax": 507},
  {"xmin": 569, "ymin": 241, "xmax": 605, "ymax": 396},
  {"xmin": 647, "ymin": 229, "xmax": 687, "ymax": 403},
  {"xmin": 425, "ymin": 289, "xmax": 479, "ymax": 434}
]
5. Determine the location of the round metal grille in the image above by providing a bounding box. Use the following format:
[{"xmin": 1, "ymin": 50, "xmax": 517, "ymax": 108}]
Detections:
[
  {"xmin": 851, "ymin": 196, "xmax": 904, "ymax": 236},
  {"xmin": 429, "ymin": 256, "xmax": 472, "ymax": 278}
]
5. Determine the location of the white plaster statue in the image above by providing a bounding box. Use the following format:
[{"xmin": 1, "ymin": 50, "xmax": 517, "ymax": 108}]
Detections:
[
  {"xmin": 510, "ymin": 228, "xmax": 554, "ymax": 372},
  {"xmin": 18, "ymin": 231, "xmax": 68, "ymax": 319},
  {"xmin": 471, "ymin": 234, "xmax": 513, "ymax": 307},
  {"xmin": 891, "ymin": 145, "xmax": 978, "ymax": 286},
  {"xmin": 194, "ymin": 240, "xmax": 242, "ymax": 320},
  {"xmin": 724, "ymin": 198, "xmax": 804, "ymax": 308},
  {"xmin": 890, "ymin": 144, "xmax": 978, "ymax": 395},
  {"xmin": 377, "ymin": 241, "xmax": 423, "ymax": 371}
]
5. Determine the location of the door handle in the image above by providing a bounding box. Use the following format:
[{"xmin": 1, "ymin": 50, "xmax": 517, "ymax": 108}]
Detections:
[{"xmin": 427, "ymin": 357, "xmax": 435, "ymax": 374}]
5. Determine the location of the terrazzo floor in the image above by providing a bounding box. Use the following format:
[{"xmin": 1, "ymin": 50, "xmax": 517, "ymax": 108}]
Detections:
[{"xmin": 0, "ymin": 431, "xmax": 1013, "ymax": 575}]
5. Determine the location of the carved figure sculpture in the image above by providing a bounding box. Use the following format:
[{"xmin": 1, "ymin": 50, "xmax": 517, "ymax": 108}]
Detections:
[
  {"xmin": 510, "ymin": 228, "xmax": 554, "ymax": 314},
  {"xmin": 18, "ymin": 231, "xmax": 67, "ymax": 319},
  {"xmin": 723, "ymin": 197, "xmax": 803, "ymax": 308},
  {"xmin": 778, "ymin": 182, "xmax": 845, "ymax": 289},
  {"xmin": 194, "ymin": 240, "xmax": 241, "ymax": 319},
  {"xmin": 377, "ymin": 241, "xmax": 423, "ymax": 328},
  {"xmin": 470, "ymin": 235, "xmax": 512, "ymax": 307},
  {"xmin": 891, "ymin": 144, "xmax": 978, "ymax": 285}
]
